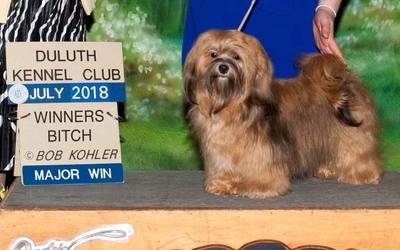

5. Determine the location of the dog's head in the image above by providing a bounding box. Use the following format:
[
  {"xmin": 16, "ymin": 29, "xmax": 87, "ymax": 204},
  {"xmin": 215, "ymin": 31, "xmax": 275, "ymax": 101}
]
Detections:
[{"xmin": 184, "ymin": 30, "xmax": 273, "ymax": 115}]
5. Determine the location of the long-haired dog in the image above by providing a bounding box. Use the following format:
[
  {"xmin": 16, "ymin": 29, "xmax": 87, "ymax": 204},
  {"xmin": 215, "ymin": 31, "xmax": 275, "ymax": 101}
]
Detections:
[{"xmin": 184, "ymin": 30, "xmax": 383, "ymax": 198}]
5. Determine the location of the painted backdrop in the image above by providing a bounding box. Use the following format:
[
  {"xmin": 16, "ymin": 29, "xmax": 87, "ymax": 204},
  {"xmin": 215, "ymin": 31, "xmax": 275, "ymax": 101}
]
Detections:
[{"xmin": 87, "ymin": 0, "xmax": 400, "ymax": 171}]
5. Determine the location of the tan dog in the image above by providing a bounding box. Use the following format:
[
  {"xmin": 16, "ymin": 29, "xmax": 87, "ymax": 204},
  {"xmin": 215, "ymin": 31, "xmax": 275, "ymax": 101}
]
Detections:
[{"xmin": 184, "ymin": 30, "xmax": 383, "ymax": 198}]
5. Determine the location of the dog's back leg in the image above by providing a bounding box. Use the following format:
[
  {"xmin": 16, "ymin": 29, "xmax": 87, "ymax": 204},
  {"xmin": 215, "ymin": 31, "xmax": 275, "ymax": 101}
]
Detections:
[
  {"xmin": 335, "ymin": 93, "xmax": 383, "ymax": 185},
  {"xmin": 336, "ymin": 134, "xmax": 383, "ymax": 185},
  {"xmin": 300, "ymin": 54, "xmax": 383, "ymax": 184}
]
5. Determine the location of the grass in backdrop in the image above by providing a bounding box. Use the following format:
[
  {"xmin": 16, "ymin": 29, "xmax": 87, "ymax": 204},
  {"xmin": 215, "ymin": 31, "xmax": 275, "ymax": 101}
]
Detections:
[
  {"xmin": 337, "ymin": 0, "xmax": 400, "ymax": 170},
  {"xmin": 88, "ymin": 0, "xmax": 400, "ymax": 171},
  {"xmin": 88, "ymin": 0, "xmax": 200, "ymax": 170}
]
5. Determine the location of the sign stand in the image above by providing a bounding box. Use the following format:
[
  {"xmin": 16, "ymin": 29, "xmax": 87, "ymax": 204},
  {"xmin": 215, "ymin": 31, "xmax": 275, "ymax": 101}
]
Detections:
[{"xmin": 6, "ymin": 42, "xmax": 126, "ymax": 185}]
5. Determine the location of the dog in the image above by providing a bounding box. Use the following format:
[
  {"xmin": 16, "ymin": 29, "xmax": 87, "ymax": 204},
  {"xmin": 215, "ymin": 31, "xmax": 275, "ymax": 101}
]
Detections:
[{"xmin": 184, "ymin": 30, "xmax": 383, "ymax": 198}]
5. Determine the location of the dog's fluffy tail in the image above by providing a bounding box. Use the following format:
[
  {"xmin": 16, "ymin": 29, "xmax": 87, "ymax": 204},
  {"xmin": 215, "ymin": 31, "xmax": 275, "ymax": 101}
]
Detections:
[{"xmin": 299, "ymin": 54, "xmax": 361, "ymax": 127}]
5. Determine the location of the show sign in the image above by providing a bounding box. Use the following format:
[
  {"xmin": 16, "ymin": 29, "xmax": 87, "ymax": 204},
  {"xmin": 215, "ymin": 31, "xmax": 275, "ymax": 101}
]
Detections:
[{"xmin": 6, "ymin": 42, "xmax": 125, "ymax": 186}]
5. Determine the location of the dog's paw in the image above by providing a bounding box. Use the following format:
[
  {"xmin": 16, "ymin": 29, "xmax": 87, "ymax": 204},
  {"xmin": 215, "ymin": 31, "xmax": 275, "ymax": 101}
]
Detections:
[
  {"xmin": 237, "ymin": 180, "xmax": 290, "ymax": 199},
  {"xmin": 314, "ymin": 166, "xmax": 337, "ymax": 180},
  {"xmin": 205, "ymin": 178, "xmax": 238, "ymax": 196},
  {"xmin": 238, "ymin": 188, "xmax": 289, "ymax": 199},
  {"xmin": 338, "ymin": 169, "xmax": 382, "ymax": 185}
]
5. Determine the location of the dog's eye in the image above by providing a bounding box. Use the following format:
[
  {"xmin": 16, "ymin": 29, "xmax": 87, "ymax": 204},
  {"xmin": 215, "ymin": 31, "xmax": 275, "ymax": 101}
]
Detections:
[
  {"xmin": 233, "ymin": 54, "xmax": 241, "ymax": 60},
  {"xmin": 210, "ymin": 51, "xmax": 218, "ymax": 58}
]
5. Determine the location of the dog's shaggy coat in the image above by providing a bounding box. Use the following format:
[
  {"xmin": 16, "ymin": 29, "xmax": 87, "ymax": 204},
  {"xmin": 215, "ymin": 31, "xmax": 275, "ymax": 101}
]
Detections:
[{"xmin": 184, "ymin": 30, "xmax": 383, "ymax": 198}]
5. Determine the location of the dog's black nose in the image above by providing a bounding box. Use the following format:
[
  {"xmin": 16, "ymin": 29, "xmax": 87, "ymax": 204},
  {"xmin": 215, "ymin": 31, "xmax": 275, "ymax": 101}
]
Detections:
[{"xmin": 218, "ymin": 64, "xmax": 229, "ymax": 74}]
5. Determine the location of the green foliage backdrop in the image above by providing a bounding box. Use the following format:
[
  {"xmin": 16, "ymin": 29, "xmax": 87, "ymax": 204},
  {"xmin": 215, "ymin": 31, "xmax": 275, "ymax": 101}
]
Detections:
[
  {"xmin": 87, "ymin": 0, "xmax": 400, "ymax": 171},
  {"xmin": 337, "ymin": 0, "xmax": 400, "ymax": 170}
]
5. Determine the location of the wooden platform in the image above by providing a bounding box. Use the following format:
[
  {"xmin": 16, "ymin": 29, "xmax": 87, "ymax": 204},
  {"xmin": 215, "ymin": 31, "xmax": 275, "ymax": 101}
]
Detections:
[{"xmin": 1, "ymin": 171, "xmax": 400, "ymax": 249}]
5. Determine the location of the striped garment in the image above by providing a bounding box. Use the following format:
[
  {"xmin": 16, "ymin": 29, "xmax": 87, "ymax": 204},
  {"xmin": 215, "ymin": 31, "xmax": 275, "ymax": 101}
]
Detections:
[{"xmin": 0, "ymin": 0, "xmax": 89, "ymax": 171}]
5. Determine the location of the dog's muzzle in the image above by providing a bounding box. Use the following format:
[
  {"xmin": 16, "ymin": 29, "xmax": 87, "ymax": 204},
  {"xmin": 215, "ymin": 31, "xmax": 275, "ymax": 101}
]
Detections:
[
  {"xmin": 203, "ymin": 58, "xmax": 243, "ymax": 100},
  {"xmin": 208, "ymin": 58, "xmax": 239, "ymax": 80}
]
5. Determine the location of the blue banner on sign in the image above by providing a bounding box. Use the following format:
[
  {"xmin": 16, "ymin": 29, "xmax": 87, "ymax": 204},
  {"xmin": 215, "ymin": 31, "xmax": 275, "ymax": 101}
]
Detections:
[
  {"xmin": 7, "ymin": 82, "xmax": 126, "ymax": 104},
  {"xmin": 22, "ymin": 163, "xmax": 124, "ymax": 186}
]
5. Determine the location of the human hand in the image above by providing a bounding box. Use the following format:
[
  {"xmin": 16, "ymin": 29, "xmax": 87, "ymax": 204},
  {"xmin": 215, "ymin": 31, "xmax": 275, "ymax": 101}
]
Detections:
[{"xmin": 313, "ymin": 7, "xmax": 346, "ymax": 63}]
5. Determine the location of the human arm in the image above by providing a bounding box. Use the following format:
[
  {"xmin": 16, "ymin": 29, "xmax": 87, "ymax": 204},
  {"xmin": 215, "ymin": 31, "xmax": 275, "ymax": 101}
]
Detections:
[{"xmin": 313, "ymin": 0, "xmax": 345, "ymax": 62}]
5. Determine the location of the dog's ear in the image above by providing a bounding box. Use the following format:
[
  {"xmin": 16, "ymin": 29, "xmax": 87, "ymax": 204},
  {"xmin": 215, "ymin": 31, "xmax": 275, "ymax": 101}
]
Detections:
[
  {"xmin": 183, "ymin": 31, "xmax": 218, "ymax": 106},
  {"xmin": 254, "ymin": 61, "xmax": 273, "ymax": 97},
  {"xmin": 246, "ymin": 53, "xmax": 275, "ymax": 117},
  {"xmin": 183, "ymin": 55, "xmax": 197, "ymax": 105},
  {"xmin": 183, "ymin": 40, "xmax": 201, "ymax": 106},
  {"xmin": 250, "ymin": 42, "xmax": 275, "ymax": 108}
]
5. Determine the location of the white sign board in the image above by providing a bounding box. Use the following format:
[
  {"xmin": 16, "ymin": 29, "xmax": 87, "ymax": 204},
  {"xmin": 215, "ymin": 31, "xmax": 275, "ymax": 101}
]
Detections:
[{"xmin": 6, "ymin": 42, "xmax": 125, "ymax": 185}]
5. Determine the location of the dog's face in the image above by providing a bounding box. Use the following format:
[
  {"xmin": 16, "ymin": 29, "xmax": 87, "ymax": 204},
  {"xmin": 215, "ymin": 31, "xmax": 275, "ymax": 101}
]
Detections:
[{"xmin": 184, "ymin": 30, "xmax": 273, "ymax": 115}]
